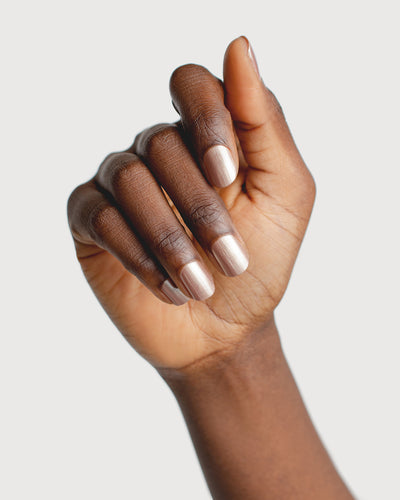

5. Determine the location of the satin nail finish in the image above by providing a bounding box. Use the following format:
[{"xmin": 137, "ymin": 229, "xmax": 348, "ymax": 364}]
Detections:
[
  {"xmin": 211, "ymin": 234, "xmax": 249, "ymax": 277},
  {"xmin": 179, "ymin": 260, "xmax": 215, "ymax": 301},
  {"xmin": 203, "ymin": 145, "xmax": 238, "ymax": 188},
  {"xmin": 161, "ymin": 279, "xmax": 189, "ymax": 306}
]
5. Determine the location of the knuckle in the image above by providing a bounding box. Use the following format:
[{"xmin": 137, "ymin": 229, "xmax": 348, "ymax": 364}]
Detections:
[
  {"xmin": 144, "ymin": 125, "xmax": 180, "ymax": 158},
  {"xmin": 188, "ymin": 198, "xmax": 223, "ymax": 227},
  {"xmin": 88, "ymin": 202, "xmax": 119, "ymax": 238},
  {"xmin": 106, "ymin": 153, "xmax": 142, "ymax": 194},
  {"xmin": 170, "ymin": 64, "xmax": 207, "ymax": 91},
  {"xmin": 126, "ymin": 250, "xmax": 156, "ymax": 276},
  {"xmin": 152, "ymin": 227, "xmax": 187, "ymax": 257},
  {"xmin": 191, "ymin": 107, "xmax": 231, "ymax": 138},
  {"xmin": 66, "ymin": 181, "xmax": 92, "ymax": 231},
  {"xmin": 67, "ymin": 183, "xmax": 84, "ymax": 222}
]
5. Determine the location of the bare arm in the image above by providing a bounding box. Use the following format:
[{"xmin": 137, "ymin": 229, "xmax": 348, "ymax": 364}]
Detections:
[{"xmin": 162, "ymin": 318, "xmax": 353, "ymax": 499}]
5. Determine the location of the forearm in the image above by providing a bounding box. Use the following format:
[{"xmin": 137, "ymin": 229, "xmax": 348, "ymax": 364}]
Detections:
[{"xmin": 161, "ymin": 318, "xmax": 353, "ymax": 500}]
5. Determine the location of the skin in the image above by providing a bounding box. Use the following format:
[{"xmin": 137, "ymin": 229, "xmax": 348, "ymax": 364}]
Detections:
[{"xmin": 67, "ymin": 36, "xmax": 354, "ymax": 499}]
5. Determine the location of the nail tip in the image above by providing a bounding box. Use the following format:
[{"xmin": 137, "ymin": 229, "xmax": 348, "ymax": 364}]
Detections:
[
  {"xmin": 221, "ymin": 259, "xmax": 249, "ymax": 277},
  {"xmin": 179, "ymin": 260, "xmax": 215, "ymax": 302},
  {"xmin": 211, "ymin": 234, "xmax": 249, "ymax": 277},
  {"xmin": 195, "ymin": 288, "xmax": 215, "ymax": 302},
  {"xmin": 225, "ymin": 257, "xmax": 249, "ymax": 277},
  {"xmin": 213, "ymin": 168, "xmax": 238, "ymax": 188},
  {"xmin": 161, "ymin": 279, "xmax": 190, "ymax": 306}
]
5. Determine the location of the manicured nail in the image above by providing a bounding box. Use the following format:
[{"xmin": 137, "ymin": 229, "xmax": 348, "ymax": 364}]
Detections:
[
  {"xmin": 241, "ymin": 36, "xmax": 260, "ymax": 79},
  {"xmin": 211, "ymin": 234, "xmax": 249, "ymax": 277},
  {"xmin": 161, "ymin": 279, "xmax": 189, "ymax": 306},
  {"xmin": 203, "ymin": 145, "xmax": 238, "ymax": 188},
  {"xmin": 179, "ymin": 260, "xmax": 215, "ymax": 301}
]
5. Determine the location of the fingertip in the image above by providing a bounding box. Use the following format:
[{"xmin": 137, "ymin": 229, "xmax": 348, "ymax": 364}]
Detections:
[
  {"xmin": 224, "ymin": 35, "xmax": 248, "ymax": 59},
  {"xmin": 210, "ymin": 233, "xmax": 249, "ymax": 277},
  {"xmin": 179, "ymin": 260, "xmax": 215, "ymax": 301},
  {"xmin": 223, "ymin": 35, "xmax": 261, "ymax": 89},
  {"xmin": 160, "ymin": 278, "xmax": 190, "ymax": 306},
  {"xmin": 223, "ymin": 36, "xmax": 269, "ymax": 129}
]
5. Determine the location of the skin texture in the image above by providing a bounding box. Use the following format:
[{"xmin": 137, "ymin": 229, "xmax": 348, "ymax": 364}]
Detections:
[
  {"xmin": 67, "ymin": 36, "xmax": 354, "ymax": 499},
  {"xmin": 67, "ymin": 37, "xmax": 314, "ymax": 370}
]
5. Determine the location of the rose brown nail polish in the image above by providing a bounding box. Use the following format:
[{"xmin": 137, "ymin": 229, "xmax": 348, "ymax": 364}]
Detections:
[
  {"xmin": 161, "ymin": 279, "xmax": 189, "ymax": 306},
  {"xmin": 203, "ymin": 145, "xmax": 238, "ymax": 188},
  {"xmin": 179, "ymin": 260, "xmax": 215, "ymax": 301},
  {"xmin": 211, "ymin": 234, "xmax": 249, "ymax": 277}
]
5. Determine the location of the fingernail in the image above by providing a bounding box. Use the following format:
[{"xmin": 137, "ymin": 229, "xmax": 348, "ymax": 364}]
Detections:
[
  {"xmin": 203, "ymin": 145, "xmax": 238, "ymax": 188},
  {"xmin": 161, "ymin": 279, "xmax": 190, "ymax": 306},
  {"xmin": 211, "ymin": 234, "xmax": 249, "ymax": 277},
  {"xmin": 179, "ymin": 260, "xmax": 215, "ymax": 301},
  {"xmin": 241, "ymin": 36, "xmax": 260, "ymax": 79}
]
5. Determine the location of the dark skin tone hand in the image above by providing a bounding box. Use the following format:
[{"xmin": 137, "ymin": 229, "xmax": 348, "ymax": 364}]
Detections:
[{"xmin": 67, "ymin": 36, "xmax": 354, "ymax": 499}]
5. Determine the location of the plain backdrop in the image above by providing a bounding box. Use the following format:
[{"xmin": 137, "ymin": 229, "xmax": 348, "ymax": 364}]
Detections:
[{"xmin": 1, "ymin": 0, "xmax": 399, "ymax": 498}]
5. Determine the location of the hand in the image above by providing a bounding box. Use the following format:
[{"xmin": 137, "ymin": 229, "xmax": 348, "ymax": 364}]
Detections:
[{"xmin": 67, "ymin": 36, "xmax": 315, "ymax": 371}]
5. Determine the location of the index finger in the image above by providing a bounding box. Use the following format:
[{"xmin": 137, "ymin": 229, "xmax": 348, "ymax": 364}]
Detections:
[{"xmin": 169, "ymin": 64, "xmax": 239, "ymax": 188}]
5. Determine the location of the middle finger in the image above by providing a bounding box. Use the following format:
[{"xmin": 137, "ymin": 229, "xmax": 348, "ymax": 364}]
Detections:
[{"xmin": 133, "ymin": 123, "xmax": 249, "ymax": 278}]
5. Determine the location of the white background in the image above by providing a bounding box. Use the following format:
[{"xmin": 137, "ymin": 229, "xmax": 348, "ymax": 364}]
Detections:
[{"xmin": 1, "ymin": 0, "xmax": 399, "ymax": 498}]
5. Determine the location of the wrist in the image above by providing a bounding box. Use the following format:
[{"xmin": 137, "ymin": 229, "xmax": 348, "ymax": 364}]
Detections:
[
  {"xmin": 159, "ymin": 317, "xmax": 354, "ymax": 500},
  {"xmin": 158, "ymin": 315, "xmax": 284, "ymax": 395}
]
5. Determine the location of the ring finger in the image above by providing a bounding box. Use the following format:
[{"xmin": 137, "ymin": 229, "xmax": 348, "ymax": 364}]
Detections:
[{"xmin": 94, "ymin": 151, "xmax": 216, "ymax": 301}]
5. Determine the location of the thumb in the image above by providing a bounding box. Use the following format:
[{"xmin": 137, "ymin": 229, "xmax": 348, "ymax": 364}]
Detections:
[{"xmin": 223, "ymin": 36, "xmax": 310, "ymax": 197}]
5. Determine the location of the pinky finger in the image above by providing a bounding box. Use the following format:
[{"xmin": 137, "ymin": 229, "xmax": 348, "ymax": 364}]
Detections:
[{"xmin": 67, "ymin": 180, "xmax": 189, "ymax": 306}]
